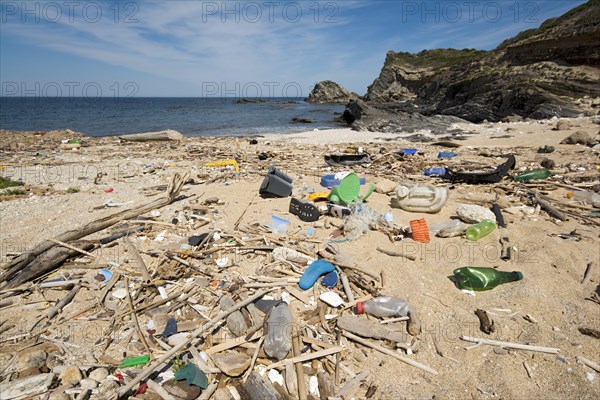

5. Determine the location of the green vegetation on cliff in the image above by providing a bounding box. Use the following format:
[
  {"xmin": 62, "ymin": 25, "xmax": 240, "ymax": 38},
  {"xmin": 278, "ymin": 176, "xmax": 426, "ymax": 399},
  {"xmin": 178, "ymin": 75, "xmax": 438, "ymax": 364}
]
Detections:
[{"xmin": 385, "ymin": 48, "xmax": 487, "ymax": 69}]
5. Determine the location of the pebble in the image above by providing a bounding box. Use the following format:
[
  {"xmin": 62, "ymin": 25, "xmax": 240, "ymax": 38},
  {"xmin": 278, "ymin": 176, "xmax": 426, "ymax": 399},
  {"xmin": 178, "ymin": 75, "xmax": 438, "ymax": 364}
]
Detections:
[
  {"xmin": 96, "ymin": 379, "xmax": 120, "ymax": 399},
  {"xmin": 540, "ymin": 158, "xmax": 555, "ymax": 169},
  {"xmin": 48, "ymin": 391, "xmax": 70, "ymax": 400},
  {"xmin": 0, "ymin": 373, "xmax": 55, "ymax": 400},
  {"xmin": 555, "ymin": 119, "xmax": 571, "ymax": 131},
  {"xmin": 16, "ymin": 350, "xmax": 47, "ymax": 372},
  {"xmin": 213, "ymin": 352, "xmax": 251, "ymax": 377},
  {"xmin": 561, "ymin": 130, "xmax": 597, "ymax": 145},
  {"xmin": 111, "ymin": 288, "xmax": 127, "ymax": 299},
  {"xmin": 375, "ymin": 178, "xmax": 397, "ymax": 194},
  {"xmin": 151, "ymin": 313, "xmax": 171, "ymax": 333},
  {"xmin": 268, "ymin": 369, "xmax": 284, "ymax": 385},
  {"xmin": 585, "ymin": 372, "xmax": 595, "ymax": 382},
  {"xmin": 493, "ymin": 347, "xmax": 509, "ymax": 355},
  {"xmin": 88, "ymin": 367, "xmax": 109, "ymax": 382},
  {"xmin": 81, "ymin": 378, "xmax": 97, "ymax": 389},
  {"xmin": 167, "ymin": 332, "xmax": 191, "ymax": 347},
  {"xmin": 58, "ymin": 365, "xmax": 83, "ymax": 387},
  {"xmin": 52, "ymin": 365, "xmax": 67, "ymax": 375},
  {"xmin": 456, "ymin": 204, "xmax": 496, "ymax": 224},
  {"xmin": 163, "ymin": 380, "xmax": 202, "ymax": 400},
  {"xmin": 556, "ymin": 355, "xmax": 569, "ymax": 363}
]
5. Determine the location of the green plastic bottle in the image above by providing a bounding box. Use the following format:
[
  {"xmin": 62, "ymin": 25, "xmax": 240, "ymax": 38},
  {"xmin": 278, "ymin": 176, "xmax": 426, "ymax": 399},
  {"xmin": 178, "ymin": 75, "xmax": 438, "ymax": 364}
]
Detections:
[
  {"xmin": 513, "ymin": 168, "xmax": 551, "ymax": 182},
  {"xmin": 452, "ymin": 267, "xmax": 523, "ymax": 291},
  {"xmin": 465, "ymin": 219, "xmax": 496, "ymax": 241}
]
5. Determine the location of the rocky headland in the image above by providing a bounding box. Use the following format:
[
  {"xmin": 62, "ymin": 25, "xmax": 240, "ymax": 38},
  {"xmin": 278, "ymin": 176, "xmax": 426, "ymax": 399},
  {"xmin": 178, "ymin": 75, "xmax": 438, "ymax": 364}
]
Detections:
[{"xmin": 308, "ymin": 0, "xmax": 600, "ymax": 133}]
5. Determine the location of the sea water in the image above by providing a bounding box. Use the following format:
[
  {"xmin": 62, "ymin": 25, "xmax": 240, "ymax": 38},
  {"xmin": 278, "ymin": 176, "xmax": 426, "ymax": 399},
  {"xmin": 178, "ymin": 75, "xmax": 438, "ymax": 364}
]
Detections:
[{"xmin": 0, "ymin": 97, "xmax": 345, "ymax": 137}]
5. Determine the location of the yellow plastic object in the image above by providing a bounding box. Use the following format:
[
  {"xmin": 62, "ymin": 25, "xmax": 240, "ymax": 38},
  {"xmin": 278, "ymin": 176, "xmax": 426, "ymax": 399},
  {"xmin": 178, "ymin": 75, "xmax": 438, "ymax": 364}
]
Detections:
[
  {"xmin": 308, "ymin": 192, "xmax": 330, "ymax": 202},
  {"xmin": 206, "ymin": 159, "xmax": 239, "ymax": 172}
]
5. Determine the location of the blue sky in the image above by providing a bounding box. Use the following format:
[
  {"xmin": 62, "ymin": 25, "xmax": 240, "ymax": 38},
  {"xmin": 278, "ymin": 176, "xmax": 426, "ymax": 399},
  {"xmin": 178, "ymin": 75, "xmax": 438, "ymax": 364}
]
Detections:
[{"xmin": 0, "ymin": 0, "xmax": 587, "ymax": 97}]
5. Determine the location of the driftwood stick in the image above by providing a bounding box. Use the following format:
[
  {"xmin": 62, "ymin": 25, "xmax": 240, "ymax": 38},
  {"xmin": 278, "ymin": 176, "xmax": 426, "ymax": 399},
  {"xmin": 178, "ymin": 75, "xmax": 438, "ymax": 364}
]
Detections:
[
  {"xmin": 48, "ymin": 239, "xmax": 97, "ymax": 259},
  {"xmin": 535, "ymin": 197, "xmax": 567, "ymax": 221},
  {"xmin": 342, "ymin": 331, "xmax": 437, "ymax": 375},
  {"xmin": 98, "ymin": 271, "xmax": 120, "ymax": 306},
  {"xmin": 285, "ymin": 285, "xmax": 312, "ymax": 306},
  {"xmin": 30, "ymin": 284, "xmax": 82, "ymax": 332},
  {"xmin": 38, "ymin": 280, "xmax": 81, "ymax": 289},
  {"xmin": 523, "ymin": 361, "xmax": 533, "ymax": 378},
  {"xmin": 581, "ymin": 262, "xmax": 596, "ymax": 286},
  {"xmin": 376, "ymin": 247, "xmax": 417, "ymax": 261},
  {"xmin": 322, "ymin": 257, "xmax": 380, "ymax": 281},
  {"xmin": 118, "ymin": 288, "xmax": 272, "ymax": 397},
  {"xmin": 198, "ymin": 381, "xmax": 219, "ymax": 400},
  {"xmin": 234, "ymin": 193, "xmax": 256, "ymax": 230},
  {"xmin": 47, "ymin": 284, "xmax": 81, "ymax": 320},
  {"xmin": 432, "ymin": 333, "xmax": 458, "ymax": 363},
  {"xmin": 189, "ymin": 347, "xmax": 221, "ymax": 374},
  {"xmin": 205, "ymin": 332, "xmax": 261, "ymax": 355},
  {"xmin": 74, "ymin": 388, "xmax": 90, "ymax": 400},
  {"xmin": 338, "ymin": 270, "xmax": 355, "ymax": 303},
  {"xmin": 265, "ymin": 346, "xmax": 344, "ymax": 370},
  {"xmin": 123, "ymin": 237, "xmax": 151, "ymax": 282},
  {"xmin": 292, "ymin": 325, "xmax": 308, "ymax": 400},
  {"xmin": 3, "ymin": 242, "xmax": 95, "ymax": 289},
  {"xmin": 335, "ymin": 370, "xmax": 370, "ymax": 399},
  {"xmin": 460, "ymin": 336, "xmax": 560, "ymax": 354},
  {"xmin": 242, "ymin": 335, "xmax": 265, "ymax": 382},
  {"xmin": 577, "ymin": 356, "xmax": 600, "ymax": 373},
  {"xmin": 146, "ymin": 379, "xmax": 177, "ymax": 400},
  {"xmin": 125, "ymin": 277, "xmax": 152, "ymax": 355}
]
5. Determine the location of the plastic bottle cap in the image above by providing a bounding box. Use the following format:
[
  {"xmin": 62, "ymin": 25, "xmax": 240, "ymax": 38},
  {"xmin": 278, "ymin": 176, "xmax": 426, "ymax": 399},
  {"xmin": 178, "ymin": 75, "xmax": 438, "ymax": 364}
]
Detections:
[{"xmin": 356, "ymin": 302, "xmax": 365, "ymax": 314}]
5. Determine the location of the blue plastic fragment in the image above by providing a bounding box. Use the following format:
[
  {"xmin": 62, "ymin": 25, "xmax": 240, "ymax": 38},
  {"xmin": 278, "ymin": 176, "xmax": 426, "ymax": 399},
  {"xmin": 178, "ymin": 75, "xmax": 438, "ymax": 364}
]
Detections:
[
  {"xmin": 438, "ymin": 152, "xmax": 457, "ymax": 159},
  {"xmin": 99, "ymin": 269, "xmax": 113, "ymax": 284},
  {"xmin": 299, "ymin": 260, "xmax": 335, "ymax": 290},
  {"xmin": 423, "ymin": 167, "xmax": 447, "ymax": 176},
  {"xmin": 162, "ymin": 318, "xmax": 178, "ymax": 338},
  {"xmin": 321, "ymin": 270, "xmax": 338, "ymax": 288},
  {"xmin": 399, "ymin": 148, "xmax": 417, "ymax": 155},
  {"xmin": 320, "ymin": 174, "xmax": 366, "ymax": 188}
]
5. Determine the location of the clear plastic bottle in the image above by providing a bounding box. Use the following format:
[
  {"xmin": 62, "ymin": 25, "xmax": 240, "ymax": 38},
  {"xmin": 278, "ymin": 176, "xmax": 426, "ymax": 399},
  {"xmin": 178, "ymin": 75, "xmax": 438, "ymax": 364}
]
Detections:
[
  {"xmin": 355, "ymin": 296, "xmax": 411, "ymax": 318},
  {"xmin": 356, "ymin": 296, "xmax": 420, "ymax": 335},
  {"xmin": 566, "ymin": 190, "xmax": 600, "ymax": 207},
  {"xmin": 263, "ymin": 302, "xmax": 293, "ymax": 360},
  {"xmin": 465, "ymin": 219, "xmax": 496, "ymax": 241},
  {"xmin": 432, "ymin": 220, "xmax": 467, "ymax": 238}
]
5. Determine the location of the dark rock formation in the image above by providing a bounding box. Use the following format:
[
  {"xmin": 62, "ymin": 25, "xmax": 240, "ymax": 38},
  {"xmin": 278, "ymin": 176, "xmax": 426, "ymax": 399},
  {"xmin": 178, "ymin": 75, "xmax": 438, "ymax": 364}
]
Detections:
[
  {"xmin": 342, "ymin": 99, "xmax": 466, "ymax": 134},
  {"xmin": 291, "ymin": 117, "xmax": 315, "ymax": 124},
  {"xmin": 305, "ymin": 80, "xmax": 356, "ymax": 104},
  {"xmin": 234, "ymin": 99, "xmax": 266, "ymax": 104},
  {"xmin": 358, "ymin": 0, "xmax": 600, "ymax": 124}
]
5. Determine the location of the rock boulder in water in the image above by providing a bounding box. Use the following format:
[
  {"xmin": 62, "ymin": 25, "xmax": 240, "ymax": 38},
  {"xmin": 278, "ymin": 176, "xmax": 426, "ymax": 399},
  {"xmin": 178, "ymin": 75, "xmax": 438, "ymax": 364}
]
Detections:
[{"xmin": 305, "ymin": 80, "xmax": 355, "ymax": 104}]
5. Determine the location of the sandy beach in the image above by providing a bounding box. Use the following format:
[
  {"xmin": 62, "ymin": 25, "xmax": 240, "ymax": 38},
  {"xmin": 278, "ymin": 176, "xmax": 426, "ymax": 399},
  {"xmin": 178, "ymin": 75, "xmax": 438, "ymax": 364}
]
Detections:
[{"xmin": 1, "ymin": 117, "xmax": 599, "ymax": 399}]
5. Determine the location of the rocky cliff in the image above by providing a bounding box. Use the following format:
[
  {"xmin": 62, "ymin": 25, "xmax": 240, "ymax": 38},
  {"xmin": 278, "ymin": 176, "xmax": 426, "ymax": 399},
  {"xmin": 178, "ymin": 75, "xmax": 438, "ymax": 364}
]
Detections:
[
  {"xmin": 305, "ymin": 80, "xmax": 356, "ymax": 104},
  {"xmin": 360, "ymin": 0, "xmax": 600, "ymax": 124}
]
